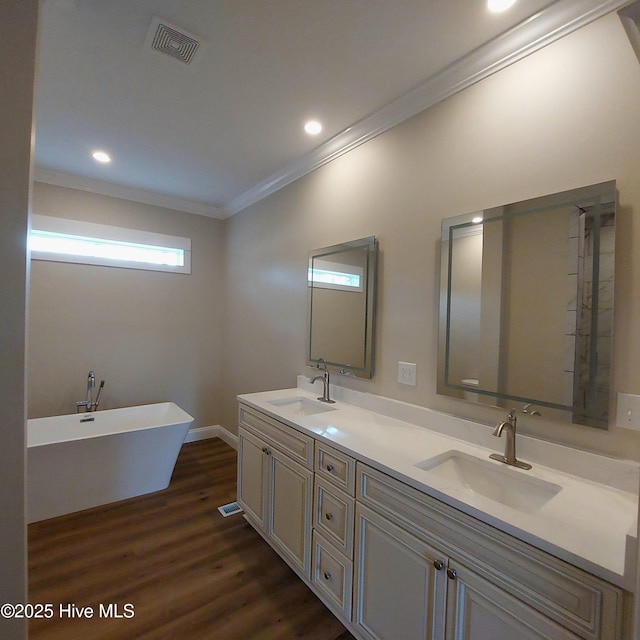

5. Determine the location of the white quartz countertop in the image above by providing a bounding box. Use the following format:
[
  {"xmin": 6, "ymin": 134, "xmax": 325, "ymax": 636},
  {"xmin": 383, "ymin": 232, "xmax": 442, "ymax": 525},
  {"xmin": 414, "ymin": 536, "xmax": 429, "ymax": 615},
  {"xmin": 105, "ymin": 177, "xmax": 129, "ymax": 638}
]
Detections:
[{"xmin": 238, "ymin": 384, "xmax": 639, "ymax": 591}]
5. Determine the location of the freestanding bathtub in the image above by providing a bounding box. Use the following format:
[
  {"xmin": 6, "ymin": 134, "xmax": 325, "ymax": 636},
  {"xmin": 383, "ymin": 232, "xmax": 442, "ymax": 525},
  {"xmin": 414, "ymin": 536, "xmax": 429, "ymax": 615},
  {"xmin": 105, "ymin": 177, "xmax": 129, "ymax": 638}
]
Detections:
[{"xmin": 27, "ymin": 402, "xmax": 194, "ymax": 523}]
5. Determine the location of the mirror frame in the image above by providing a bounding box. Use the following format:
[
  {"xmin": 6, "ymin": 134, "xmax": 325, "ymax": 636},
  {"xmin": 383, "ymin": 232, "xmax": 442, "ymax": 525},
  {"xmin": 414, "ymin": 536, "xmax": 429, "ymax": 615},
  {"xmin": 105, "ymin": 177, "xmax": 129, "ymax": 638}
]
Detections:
[
  {"xmin": 307, "ymin": 236, "xmax": 377, "ymax": 378},
  {"xmin": 437, "ymin": 181, "xmax": 616, "ymax": 428}
]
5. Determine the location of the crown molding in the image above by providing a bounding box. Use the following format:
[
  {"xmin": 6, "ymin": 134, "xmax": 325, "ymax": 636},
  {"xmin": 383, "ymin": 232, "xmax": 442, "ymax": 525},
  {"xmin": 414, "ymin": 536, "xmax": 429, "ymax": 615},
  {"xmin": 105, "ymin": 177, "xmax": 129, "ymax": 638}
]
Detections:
[
  {"xmin": 33, "ymin": 167, "xmax": 226, "ymax": 219},
  {"xmin": 225, "ymin": 0, "xmax": 632, "ymax": 216}
]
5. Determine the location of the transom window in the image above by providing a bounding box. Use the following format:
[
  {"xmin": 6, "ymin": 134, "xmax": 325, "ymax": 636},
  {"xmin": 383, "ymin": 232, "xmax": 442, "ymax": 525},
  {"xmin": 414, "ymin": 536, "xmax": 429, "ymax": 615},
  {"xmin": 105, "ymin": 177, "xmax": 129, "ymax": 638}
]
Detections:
[{"xmin": 29, "ymin": 215, "xmax": 191, "ymax": 274}]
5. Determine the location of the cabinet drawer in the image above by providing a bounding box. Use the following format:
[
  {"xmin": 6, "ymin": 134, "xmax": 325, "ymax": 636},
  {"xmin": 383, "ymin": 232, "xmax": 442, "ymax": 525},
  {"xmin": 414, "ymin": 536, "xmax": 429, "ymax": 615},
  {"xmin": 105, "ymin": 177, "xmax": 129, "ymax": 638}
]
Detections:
[
  {"xmin": 314, "ymin": 476, "xmax": 355, "ymax": 558},
  {"xmin": 315, "ymin": 442, "xmax": 356, "ymax": 495},
  {"xmin": 357, "ymin": 462, "xmax": 624, "ymax": 640},
  {"xmin": 311, "ymin": 530, "xmax": 353, "ymax": 622},
  {"xmin": 239, "ymin": 404, "xmax": 313, "ymax": 469}
]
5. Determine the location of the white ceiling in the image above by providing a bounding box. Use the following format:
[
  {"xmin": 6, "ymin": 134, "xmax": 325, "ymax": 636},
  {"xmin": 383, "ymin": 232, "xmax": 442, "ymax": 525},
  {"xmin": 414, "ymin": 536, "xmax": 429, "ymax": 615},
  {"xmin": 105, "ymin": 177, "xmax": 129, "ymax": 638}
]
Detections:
[{"xmin": 34, "ymin": 0, "xmax": 629, "ymax": 218}]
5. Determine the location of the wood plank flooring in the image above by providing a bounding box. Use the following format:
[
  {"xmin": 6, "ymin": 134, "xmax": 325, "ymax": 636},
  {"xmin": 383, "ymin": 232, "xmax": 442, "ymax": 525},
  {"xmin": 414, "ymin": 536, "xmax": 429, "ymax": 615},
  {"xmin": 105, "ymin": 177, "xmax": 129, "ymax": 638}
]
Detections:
[{"xmin": 28, "ymin": 438, "xmax": 355, "ymax": 640}]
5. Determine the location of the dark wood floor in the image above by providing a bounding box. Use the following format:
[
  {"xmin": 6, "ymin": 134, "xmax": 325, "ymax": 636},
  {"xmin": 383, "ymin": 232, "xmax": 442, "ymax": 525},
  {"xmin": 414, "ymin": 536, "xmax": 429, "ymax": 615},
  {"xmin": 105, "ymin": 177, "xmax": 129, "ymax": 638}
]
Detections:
[{"xmin": 29, "ymin": 438, "xmax": 355, "ymax": 640}]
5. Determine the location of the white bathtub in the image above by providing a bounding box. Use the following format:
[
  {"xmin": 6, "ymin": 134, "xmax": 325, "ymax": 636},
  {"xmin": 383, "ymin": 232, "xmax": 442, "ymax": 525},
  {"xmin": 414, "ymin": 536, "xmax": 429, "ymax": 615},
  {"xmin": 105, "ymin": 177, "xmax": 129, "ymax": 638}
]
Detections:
[{"xmin": 27, "ymin": 402, "xmax": 194, "ymax": 523}]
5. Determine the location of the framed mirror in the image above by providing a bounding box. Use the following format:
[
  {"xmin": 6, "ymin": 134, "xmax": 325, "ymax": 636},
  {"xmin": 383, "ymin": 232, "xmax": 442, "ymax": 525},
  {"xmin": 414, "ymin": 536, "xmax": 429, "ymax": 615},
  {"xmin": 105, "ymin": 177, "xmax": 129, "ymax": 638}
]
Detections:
[
  {"xmin": 308, "ymin": 236, "xmax": 377, "ymax": 378},
  {"xmin": 438, "ymin": 181, "xmax": 616, "ymax": 428}
]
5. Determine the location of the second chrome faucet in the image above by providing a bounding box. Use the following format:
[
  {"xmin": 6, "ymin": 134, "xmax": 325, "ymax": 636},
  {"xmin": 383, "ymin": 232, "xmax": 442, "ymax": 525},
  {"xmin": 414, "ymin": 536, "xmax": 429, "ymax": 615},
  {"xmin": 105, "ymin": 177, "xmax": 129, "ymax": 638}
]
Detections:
[{"xmin": 490, "ymin": 409, "xmax": 532, "ymax": 470}]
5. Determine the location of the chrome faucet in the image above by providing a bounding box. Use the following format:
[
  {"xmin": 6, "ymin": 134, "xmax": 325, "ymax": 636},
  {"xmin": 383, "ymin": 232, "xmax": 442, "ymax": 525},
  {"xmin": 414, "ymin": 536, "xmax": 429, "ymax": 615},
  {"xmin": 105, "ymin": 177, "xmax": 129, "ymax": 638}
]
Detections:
[
  {"xmin": 489, "ymin": 409, "xmax": 531, "ymax": 470},
  {"xmin": 76, "ymin": 370, "xmax": 105, "ymax": 413},
  {"xmin": 310, "ymin": 362, "xmax": 335, "ymax": 404}
]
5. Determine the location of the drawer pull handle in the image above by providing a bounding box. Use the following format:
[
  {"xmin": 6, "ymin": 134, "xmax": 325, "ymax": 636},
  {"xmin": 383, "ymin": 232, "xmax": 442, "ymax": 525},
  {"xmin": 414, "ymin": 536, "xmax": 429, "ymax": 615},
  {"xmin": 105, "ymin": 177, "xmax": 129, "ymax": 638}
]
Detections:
[
  {"xmin": 326, "ymin": 464, "xmax": 335, "ymax": 472},
  {"xmin": 433, "ymin": 560, "xmax": 444, "ymax": 571},
  {"xmin": 325, "ymin": 512, "xmax": 334, "ymax": 521},
  {"xmin": 323, "ymin": 571, "xmax": 332, "ymax": 580},
  {"xmin": 447, "ymin": 568, "xmax": 457, "ymax": 580},
  {"xmin": 262, "ymin": 447, "xmax": 271, "ymax": 455}
]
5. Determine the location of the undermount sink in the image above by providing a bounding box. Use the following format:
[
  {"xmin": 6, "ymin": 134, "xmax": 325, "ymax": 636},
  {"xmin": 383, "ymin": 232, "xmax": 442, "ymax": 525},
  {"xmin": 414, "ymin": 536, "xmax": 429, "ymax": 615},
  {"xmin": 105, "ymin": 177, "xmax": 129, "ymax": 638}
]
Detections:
[
  {"xmin": 415, "ymin": 450, "xmax": 562, "ymax": 514},
  {"xmin": 268, "ymin": 396, "xmax": 336, "ymax": 417}
]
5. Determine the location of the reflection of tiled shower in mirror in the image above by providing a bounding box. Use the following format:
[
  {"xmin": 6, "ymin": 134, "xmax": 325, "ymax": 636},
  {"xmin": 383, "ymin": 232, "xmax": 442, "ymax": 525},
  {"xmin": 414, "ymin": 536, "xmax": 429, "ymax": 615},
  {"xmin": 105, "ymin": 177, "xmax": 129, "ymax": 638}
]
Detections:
[
  {"xmin": 571, "ymin": 203, "xmax": 615, "ymax": 428},
  {"xmin": 564, "ymin": 210, "xmax": 580, "ymax": 413}
]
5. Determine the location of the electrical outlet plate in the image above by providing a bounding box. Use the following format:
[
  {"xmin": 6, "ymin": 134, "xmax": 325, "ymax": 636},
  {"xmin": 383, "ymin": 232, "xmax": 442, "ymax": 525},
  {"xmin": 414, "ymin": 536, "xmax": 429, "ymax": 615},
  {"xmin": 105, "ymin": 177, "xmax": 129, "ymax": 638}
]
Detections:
[
  {"xmin": 398, "ymin": 361, "xmax": 417, "ymax": 386},
  {"xmin": 616, "ymin": 392, "xmax": 640, "ymax": 431}
]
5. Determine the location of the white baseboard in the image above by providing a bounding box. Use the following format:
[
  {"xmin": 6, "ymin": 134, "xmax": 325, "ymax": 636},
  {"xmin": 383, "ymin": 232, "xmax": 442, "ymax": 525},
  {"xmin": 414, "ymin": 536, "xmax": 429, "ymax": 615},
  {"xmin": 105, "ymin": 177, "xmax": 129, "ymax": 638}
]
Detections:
[{"xmin": 184, "ymin": 425, "xmax": 238, "ymax": 449}]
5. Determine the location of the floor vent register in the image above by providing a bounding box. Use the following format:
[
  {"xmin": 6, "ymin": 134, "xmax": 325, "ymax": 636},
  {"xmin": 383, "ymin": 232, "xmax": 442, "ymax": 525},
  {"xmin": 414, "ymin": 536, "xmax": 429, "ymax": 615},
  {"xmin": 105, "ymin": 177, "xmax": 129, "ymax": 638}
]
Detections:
[{"xmin": 218, "ymin": 502, "xmax": 243, "ymax": 517}]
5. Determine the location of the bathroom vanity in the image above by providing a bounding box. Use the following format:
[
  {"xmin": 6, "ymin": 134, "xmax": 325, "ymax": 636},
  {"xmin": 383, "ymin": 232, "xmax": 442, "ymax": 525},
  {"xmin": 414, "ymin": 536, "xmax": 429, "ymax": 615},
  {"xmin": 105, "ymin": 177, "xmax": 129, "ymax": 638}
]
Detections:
[{"xmin": 237, "ymin": 381, "xmax": 638, "ymax": 640}]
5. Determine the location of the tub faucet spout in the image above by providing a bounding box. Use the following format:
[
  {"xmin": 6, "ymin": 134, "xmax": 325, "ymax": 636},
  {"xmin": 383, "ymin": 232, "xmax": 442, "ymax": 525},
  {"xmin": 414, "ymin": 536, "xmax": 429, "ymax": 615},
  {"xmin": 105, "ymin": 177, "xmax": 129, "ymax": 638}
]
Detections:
[
  {"xmin": 76, "ymin": 371, "xmax": 105, "ymax": 413},
  {"xmin": 87, "ymin": 370, "xmax": 95, "ymax": 402}
]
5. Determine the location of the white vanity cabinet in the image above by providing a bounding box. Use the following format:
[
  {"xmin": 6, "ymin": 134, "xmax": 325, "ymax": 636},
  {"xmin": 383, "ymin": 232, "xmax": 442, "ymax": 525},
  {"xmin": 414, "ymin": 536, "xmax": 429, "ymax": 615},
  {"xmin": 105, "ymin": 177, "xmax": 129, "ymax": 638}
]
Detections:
[
  {"xmin": 237, "ymin": 405, "xmax": 314, "ymax": 579},
  {"xmin": 236, "ymin": 400, "xmax": 627, "ymax": 640},
  {"xmin": 354, "ymin": 502, "xmax": 582, "ymax": 640},
  {"xmin": 356, "ymin": 463, "xmax": 624, "ymax": 640}
]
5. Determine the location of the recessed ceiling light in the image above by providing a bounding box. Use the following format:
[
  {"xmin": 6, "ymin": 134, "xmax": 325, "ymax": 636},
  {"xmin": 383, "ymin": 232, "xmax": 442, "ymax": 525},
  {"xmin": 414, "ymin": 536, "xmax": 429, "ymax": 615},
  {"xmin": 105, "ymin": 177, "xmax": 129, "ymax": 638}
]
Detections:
[
  {"xmin": 304, "ymin": 120, "xmax": 322, "ymax": 135},
  {"xmin": 92, "ymin": 150, "xmax": 111, "ymax": 163},
  {"xmin": 487, "ymin": 0, "xmax": 517, "ymax": 12}
]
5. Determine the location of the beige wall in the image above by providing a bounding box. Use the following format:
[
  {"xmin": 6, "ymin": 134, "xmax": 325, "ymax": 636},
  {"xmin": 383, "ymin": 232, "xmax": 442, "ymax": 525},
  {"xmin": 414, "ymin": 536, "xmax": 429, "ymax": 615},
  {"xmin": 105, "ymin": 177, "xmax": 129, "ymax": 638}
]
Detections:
[
  {"xmin": 222, "ymin": 13, "xmax": 640, "ymax": 460},
  {"xmin": 1, "ymin": 1, "xmax": 37, "ymax": 637},
  {"xmin": 28, "ymin": 183, "xmax": 225, "ymax": 428}
]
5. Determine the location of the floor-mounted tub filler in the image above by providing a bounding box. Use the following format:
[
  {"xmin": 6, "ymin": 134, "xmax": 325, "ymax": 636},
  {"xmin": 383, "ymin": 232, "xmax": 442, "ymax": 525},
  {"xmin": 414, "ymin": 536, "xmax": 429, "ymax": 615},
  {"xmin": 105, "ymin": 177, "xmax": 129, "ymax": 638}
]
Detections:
[{"xmin": 27, "ymin": 402, "xmax": 194, "ymax": 523}]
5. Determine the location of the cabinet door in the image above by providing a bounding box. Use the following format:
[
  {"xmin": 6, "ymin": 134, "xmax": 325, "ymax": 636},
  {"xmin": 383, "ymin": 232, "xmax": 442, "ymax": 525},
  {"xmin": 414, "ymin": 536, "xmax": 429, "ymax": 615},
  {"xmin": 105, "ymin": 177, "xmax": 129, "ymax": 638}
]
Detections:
[
  {"xmin": 266, "ymin": 446, "xmax": 313, "ymax": 579},
  {"xmin": 237, "ymin": 427, "xmax": 267, "ymax": 529},
  {"xmin": 446, "ymin": 562, "xmax": 582, "ymax": 640},
  {"xmin": 354, "ymin": 504, "xmax": 447, "ymax": 640}
]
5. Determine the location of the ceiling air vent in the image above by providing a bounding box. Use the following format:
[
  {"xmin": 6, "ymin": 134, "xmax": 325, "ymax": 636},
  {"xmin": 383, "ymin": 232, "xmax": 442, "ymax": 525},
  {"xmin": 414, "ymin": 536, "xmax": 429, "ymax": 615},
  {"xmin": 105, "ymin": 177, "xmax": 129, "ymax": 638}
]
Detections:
[{"xmin": 145, "ymin": 16, "xmax": 203, "ymax": 66}]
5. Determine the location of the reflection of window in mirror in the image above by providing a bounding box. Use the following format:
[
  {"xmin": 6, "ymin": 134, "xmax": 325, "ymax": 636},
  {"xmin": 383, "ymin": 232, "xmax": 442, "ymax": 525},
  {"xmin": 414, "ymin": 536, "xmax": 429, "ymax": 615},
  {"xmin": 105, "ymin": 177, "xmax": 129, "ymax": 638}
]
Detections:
[
  {"xmin": 308, "ymin": 259, "xmax": 363, "ymax": 291},
  {"xmin": 308, "ymin": 237, "xmax": 377, "ymax": 379}
]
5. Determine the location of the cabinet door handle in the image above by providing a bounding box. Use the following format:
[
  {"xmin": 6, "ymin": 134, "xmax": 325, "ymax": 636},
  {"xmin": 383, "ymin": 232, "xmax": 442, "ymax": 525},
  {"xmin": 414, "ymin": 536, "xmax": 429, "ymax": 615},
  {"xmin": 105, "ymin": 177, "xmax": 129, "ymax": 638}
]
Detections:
[
  {"xmin": 323, "ymin": 571, "xmax": 332, "ymax": 580},
  {"xmin": 326, "ymin": 464, "xmax": 334, "ymax": 472},
  {"xmin": 433, "ymin": 560, "xmax": 444, "ymax": 571},
  {"xmin": 325, "ymin": 512, "xmax": 334, "ymax": 521},
  {"xmin": 262, "ymin": 447, "xmax": 271, "ymax": 455},
  {"xmin": 447, "ymin": 568, "xmax": 457, "ymax": 580}
]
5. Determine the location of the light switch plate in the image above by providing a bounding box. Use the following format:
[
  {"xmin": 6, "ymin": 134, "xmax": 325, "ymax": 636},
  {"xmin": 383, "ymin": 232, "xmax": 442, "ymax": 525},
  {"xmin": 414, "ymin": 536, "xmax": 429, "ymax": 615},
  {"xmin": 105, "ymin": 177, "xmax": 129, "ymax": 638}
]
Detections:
[
  {"xmin": 398, "ymin": 361, "xmax": 416, "ymax": 386},
  {"xmin": 616, "ymin": 392, "xmax": 640, "ymax": 431}
]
